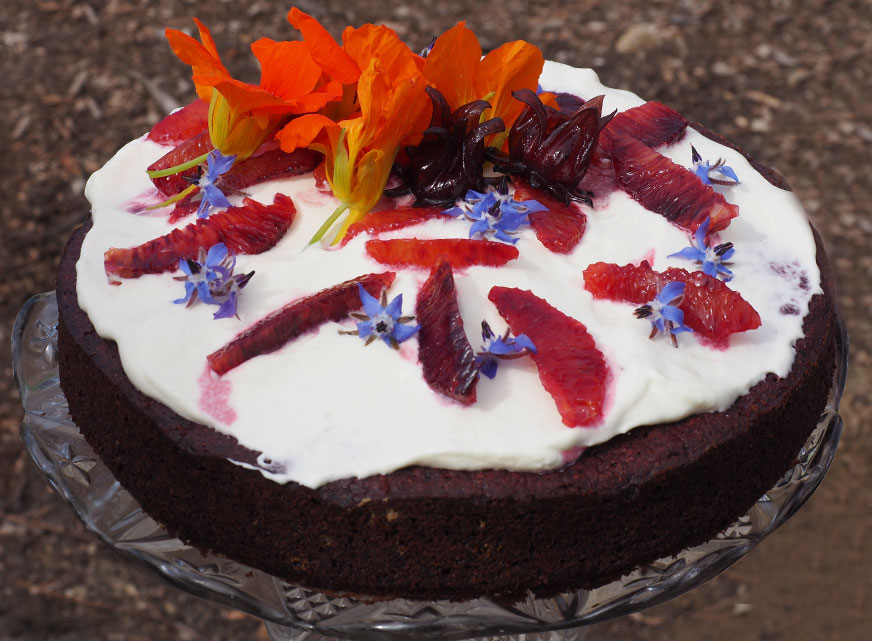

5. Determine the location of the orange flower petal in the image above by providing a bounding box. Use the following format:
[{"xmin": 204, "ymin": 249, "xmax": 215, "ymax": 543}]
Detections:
[
  {"xmin": 342, "ymin": 24, "xmax": 420, "ymax": 84},
  {"xmin": 287, "ymin": 8, "xmax": 360, "ymax": 85},
  {"xmin": 251, "ymin": 38, "xmax": 328, "ymax": 102},
  {"xmin": 192, "ymin": 18, "xmax": 222, "ymax": 61},
  {"xmin": 421, "ymin": 22, "xmax": 482, "ymax": 110},
  {"xmin": 477, "ymin": 39, "xmax": 545, "ymax": 129},
  {"xmin": 276, "ymin": 113, "xmax": 340, "ymax": 154},
  {"xmin": 207, "ymin": 76, "xmax": 336, "ymax": 116},
  {"xmin": 165, "ymin": 19, "xmax": 230, "ymax": 102},
  {"xmin": 539, "ymin": 91, "xmax": 559, "ymax": 109}
]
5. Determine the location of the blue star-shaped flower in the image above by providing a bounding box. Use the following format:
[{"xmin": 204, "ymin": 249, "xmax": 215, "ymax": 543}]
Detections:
[
  {"xmin": 194, "ymin": 150, "xmax": 236, "ymax": 218},
  {"xmin": 691, "ymin": 144, "xmax": 739, "ymax": 186},
  {"xmin": 474, "ymin": 320, "xmax": 536, "ymax": 379},
  {"xmin": 668, "ymin": 216, "xmax": 735, "ymax": 281},
  {"xmin": 420, "ymin": 36, "xmax": 436, "ymax": 58},
  {"xmin": 444, "ymin": 181, "xmax": 546, "ymax": 244},
  {"xmin": 173, "ymin": 243, "xmax": 254, "ymax": 319},
  {"xmin": 350, "ymin": 284, "xmax": 419, "ymax": 349},
  {"xmin": 634, "ymin": 281, "xmax": 693, "ymax": 347}
]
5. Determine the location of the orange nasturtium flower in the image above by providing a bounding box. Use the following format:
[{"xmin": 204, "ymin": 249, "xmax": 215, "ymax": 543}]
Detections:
[
  {"xmin": 421, "ymin": 22, "xmax": 546, "ymax": 148},
  {"xmin": 163, "ymin": 19, "xmax": 344, "ymax": 162},
  {"xmin": 278, "ymin": 22, "xmax": 431, "ymax": 245}
]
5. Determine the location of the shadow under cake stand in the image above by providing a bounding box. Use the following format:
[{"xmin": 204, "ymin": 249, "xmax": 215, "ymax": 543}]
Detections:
[{"xmin": 12, "ymin": 292, "xmax": 848, "ymax": 641}]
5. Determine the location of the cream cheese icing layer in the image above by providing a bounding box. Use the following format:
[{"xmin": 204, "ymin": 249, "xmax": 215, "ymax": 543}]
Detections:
[{"xmin": 75, "ymin": 63, "xmax": 820, "ymax": 488}]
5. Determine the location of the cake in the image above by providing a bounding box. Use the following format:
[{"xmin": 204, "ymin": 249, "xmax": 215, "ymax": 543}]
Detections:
[{"xmin": 56, "ymin": 9, "xmax": 838, "ymax": 603}]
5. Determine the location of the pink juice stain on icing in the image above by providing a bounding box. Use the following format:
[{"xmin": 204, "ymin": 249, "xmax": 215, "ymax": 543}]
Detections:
[
  {"xmin": 297, "ymin": 186, "xmax": 335, "ymax": 206},
  {"xmin": 125, "ymin": 192, "xmax": 175, "ymax": 216},
  {"xmin": 198, "ymin": 364, "xmax": 237, "ymax": 424},
  {"xmin": 642, "ymin": 248, "xmax": 656, "ymax": 266},
  {"xmin": 630, "ymin": 249, "xmax": 657, "ymax": 267},
  {"xmin": 562, "ymin": 445, "xmax": 584, "ymax": 465}
]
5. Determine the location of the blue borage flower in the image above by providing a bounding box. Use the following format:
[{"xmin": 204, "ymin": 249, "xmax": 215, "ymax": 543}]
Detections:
[
  {"xmin": 186, "ymin": 149, "xmax": 236, "ymax": 218},
  {"xmin": 344, "ymin": 284, "xmax": 420, "ymax": 349},
  {"xmin": 444, "ymin": 179, "xmax": 547, "ymax": 244},
  {"xmin": 474, "ymin": 320, "xmax": 537, "ymax": 379},
  {"xmin": 668, "ymin": 216, "xmax": 735, "ymax": 281},
  {"xmin": 419, "ymin": 36, "xmax": 436, "ymax": 58},
  {"xmin": 634, "ymin": 281, "xmax": 693, "ymax": 347},
  {"xmin": 691, "ymin": 144, "xmax": 739, "ymax": 186},
  {"xmin": 173, "ymin": 243, "xmax": 254, "ymax": 319}
]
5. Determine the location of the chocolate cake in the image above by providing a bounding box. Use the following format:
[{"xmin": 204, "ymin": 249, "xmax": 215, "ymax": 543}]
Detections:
[
  {"xmin": 57, "ymin": 217, "xmax": 837, "ymax": 603},
  {"xmin": 56, "ymin": 11, "xmax": 839, "ymax": 603}
]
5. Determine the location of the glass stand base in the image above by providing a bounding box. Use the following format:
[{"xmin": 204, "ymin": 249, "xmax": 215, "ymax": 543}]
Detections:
[
  {"xmin": 12, "ymin": 292, "xmax": 848, "ymax": 641},
  {"xmin": 263, "ymin": 620, "xmax": 590, "ymax": 641}
]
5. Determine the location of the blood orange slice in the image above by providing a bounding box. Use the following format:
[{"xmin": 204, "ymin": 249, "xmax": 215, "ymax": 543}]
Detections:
[{"xmin": 488, "ymin": 287, "xmax": 609, "ymax": 427}]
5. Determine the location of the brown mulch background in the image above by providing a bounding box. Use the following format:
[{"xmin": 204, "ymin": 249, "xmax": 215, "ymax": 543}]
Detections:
[{"xmin": 1, "ymin": 1, "xmax": 870, "ymax": 639}]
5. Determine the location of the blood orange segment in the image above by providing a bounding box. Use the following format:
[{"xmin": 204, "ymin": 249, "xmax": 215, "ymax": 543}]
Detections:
[
  {"xmin": 599, "ymin": 101, "xmax": 688, "ymax": 154},
  {"xmin": 415, "ymin": 260, "xmax": 478, "ymax": 405},
  {"xmin": 514, "ymin": 181, "xmax": 587, "ymax": 253},
  {"xmin": 167, "ymin": 201, "xmax": 199, "ymax": 224},
  {"xmin": 313, "ymin": 162, "xmax": 329, "ymax": 191},
  {"xmin": 146, "ymin": 100, "xmax": 209, "ymax": 145},
  {"xmin": 582, "ymin": 261, "xmax": 661, "ymax": 302},
  {"xmin": 216, "ymin": 148, "xmax": 323, "ymax": 194},
  {"xmin": 207, "ymin": 272, "xmax": 396, "ymax": 376},
  {"xmin": 365, "ymin": 238, "xmax": 519, "ymax": 269},
  {"xmin": 488, "ymin": 287, "xmax": 609, "ymax": 427},
  {"xmin": 583, "ymin": 261, "xmax": 761, "ymax": 342},
  {"xmin": 147, "ymin": 130, "xmax": 215, "ymax": 197},
  {"xmin": 104, "ymin": 194, "xmax": 297, "ymax": 279},
  {"xmin": 160, "ymin": 149, "xmax": 323, "ymax": 224},
  {"xmin": 341, "ymin": 207, "xmax": 449, "ymax": 245},
  {"xmin": 610, "ymin": 133, "xmax": 738, "ymax": 233}
]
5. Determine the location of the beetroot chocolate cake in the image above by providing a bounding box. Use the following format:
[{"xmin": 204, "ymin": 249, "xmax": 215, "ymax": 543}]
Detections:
[{"xmin": 56, "ymin": 10, "xmax": 838, "ymax": 603}]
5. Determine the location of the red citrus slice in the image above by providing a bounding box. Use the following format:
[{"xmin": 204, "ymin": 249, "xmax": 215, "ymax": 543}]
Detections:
[
  {"xmin": 599, "ymin": 101, "xmax": 688, "ymax": 154},
  {"xmin": 513, "ymin": 181, "xmax": 587, "ymax": 253},
  {"xmin": 146, "ymin": 100, "xmax": 209, "ymax": 145},
  {"xmin": 365, "ymin": 238, "xmax": 519, "ymax": 269},
  {"xmin": 610, "ymin": 133, "xmax": 738, "ymax": 233},
  {"xmin": 208, "ymin": 272, "xmax": 396, "ymax": 376},
  {"xmin": 147, "ymin": 130, "xmax": 215, "ymax": 197},
  {"xmin": 341, "ymin": 207, "xmax": 449, "ymax": 246},
  {"xmin": 415, "ymin": 260, "xmax": 478, "ymax": 405},
  {"xmin": 583, "ymin": 261, "xmax": 761, "ymax": 343},
  {"xmin": 488, "ymin": 287, "xmax": 609, "ymax": 427},
  {"xmin": 104, "ymin": 194, "xmax": 297, "ymax": 279}
]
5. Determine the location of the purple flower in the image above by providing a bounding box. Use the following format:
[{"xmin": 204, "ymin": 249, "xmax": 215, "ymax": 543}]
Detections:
[
  {"xmin": 349, "ymin": 284, "xmax": 419, "ymax": 349},
  {"xmin": 634, "ymin": 281, "xmax": 693, "ymax": 347},
  {"xmin": 692, "ymin": 144, "xmax": 739, "ymax": 186},
  {"xmin": 192, "ymin": 149, "xmax": 236, "ymax": 218},
  {"xmin": 474, "ymin": 320, "xmax": 536, "ymax": 378},
  {"xmin": 445, "ymin": 180, "xmax": 545, "ymax": 244},
  {"xmin": 173, "ymin": 243, "xmax": 254, "ymax": 319},
  {"xmin": 668, "ymin": 216, "xmax": 735, "ymax": 281}
]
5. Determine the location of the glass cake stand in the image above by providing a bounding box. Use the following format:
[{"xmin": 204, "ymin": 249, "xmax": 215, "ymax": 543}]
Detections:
[{"xmin": 12, "ymin": 292, "xmax": 848, "ymax": 641}]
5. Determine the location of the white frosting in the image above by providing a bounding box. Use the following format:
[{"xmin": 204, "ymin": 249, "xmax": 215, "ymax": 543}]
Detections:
[{"xmin": 75, "ymin": 63, "xmax": 820, "ymax": 488}]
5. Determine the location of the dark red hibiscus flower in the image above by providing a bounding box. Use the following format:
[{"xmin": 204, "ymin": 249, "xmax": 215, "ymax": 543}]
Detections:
[
  {"xmin": 397, "ymin": 87, "xmax": 505, "ymax": 207},
  {"xmin": 492, "ymin": 89, "xmax": 614, "ymax": 204}
]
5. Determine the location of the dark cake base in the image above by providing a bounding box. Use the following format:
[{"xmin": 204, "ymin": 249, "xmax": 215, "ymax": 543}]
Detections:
[{"xmin": 57, "ymin": 217, "xmax": 837, "ymax": 603}]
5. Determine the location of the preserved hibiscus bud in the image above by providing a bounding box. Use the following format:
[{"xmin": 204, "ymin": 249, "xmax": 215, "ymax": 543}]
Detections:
[
  {"xmin": 494, "ymin": 89, "xmax": 614, "ymax": 204},
  {"xmin": 400, "ymin": 87, "xmax": 505, "ymax": 207}
]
